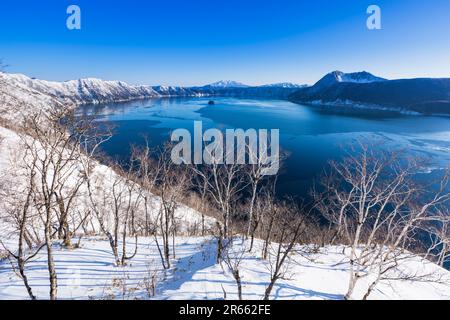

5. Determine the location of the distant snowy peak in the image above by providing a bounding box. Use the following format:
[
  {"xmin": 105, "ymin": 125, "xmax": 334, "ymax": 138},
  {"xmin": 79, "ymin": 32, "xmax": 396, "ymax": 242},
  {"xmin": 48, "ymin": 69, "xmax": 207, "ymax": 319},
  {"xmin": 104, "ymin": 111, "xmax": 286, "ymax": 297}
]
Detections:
[
  {"xmin": 260, "ymin": 82, "xmax": 308, "ymax": 88},
  {"xmin": 289, "ymin": 72, "xmax": 450, "ymax": 115},
  {"xmin": 315, "ymin": 71, "xmax": 386, "ymax": 88},
  {"xmin": 335, "ymin": 71, "xmax": 386, "ymax": 83},
  {"xmin": 1, "ymin": 73, "xmax": 307, "ymax": 111},
  {"xmin": 204, "ymin": 80, "xmax": 250, "ymax": 88},
  {"xmin": 152, "ymin": 85, "xmax": 200, "ymax": 96}
]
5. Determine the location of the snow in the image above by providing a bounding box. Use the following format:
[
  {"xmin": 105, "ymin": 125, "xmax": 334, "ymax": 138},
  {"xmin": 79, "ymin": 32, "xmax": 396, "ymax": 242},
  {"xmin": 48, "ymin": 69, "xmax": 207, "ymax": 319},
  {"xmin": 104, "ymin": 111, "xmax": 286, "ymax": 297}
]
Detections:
[
  {"xmin": 0, "ymin": 124, "xmax": 212, "ymax": 253},
  {"xmin": 1, "ymin": 71, "xmax": 450, "ymax": 300},
  {"xmin": 260, "ymin": 82, "xmax": 307, "ymax": 89},
  {"xmin": 204, "ymin": 80, "xmax": 250, "ymax": 88},
  {"xmin": 1, "ymin": 72, "xmax": 163, "ymax": 106},
  {"xmin": 1, "ymin": 72, "xmax": 305, "ymax": 113},
  {"xmin": 2, "ymin": 125, "xmax": 448, "ymax": 300},
  {"xmin": 0, "ymin": 237, "xmax": 449, "ymax": 300},
  {"xmin": 331, "ymin": 71, "xmax": 386, "ymax": 84},
  {"xmin": 309, "ymin": 71, "xmax": 386, "ymax": 93},
  {"xmin": 0, "ymin": 73, "xmax": 67, "ymax": 122}
]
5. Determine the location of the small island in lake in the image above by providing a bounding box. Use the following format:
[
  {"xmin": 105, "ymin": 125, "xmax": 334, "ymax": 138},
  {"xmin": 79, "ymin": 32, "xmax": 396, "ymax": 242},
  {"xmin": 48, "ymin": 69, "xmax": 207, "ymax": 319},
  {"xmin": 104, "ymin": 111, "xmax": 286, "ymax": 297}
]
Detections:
[{"xmin": 208, "ymin": 100, "xmax": 215, "ymax": 105}]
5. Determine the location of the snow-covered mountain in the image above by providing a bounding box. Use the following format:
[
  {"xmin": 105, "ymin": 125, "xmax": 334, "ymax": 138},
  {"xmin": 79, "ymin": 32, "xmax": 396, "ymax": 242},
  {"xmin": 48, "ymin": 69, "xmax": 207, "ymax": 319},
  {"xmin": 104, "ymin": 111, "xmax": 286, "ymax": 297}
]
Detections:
[
  {"xmin": 2, "ymin": 73, "xmax": 162, "ymax": 105},
  {"xmin": 332, "ymin": 71, "xmax": 386, "ymax": 84},
  {"xmin": 4, "ymin": 71, "xmax": 450, "ymax": 116},
  {"xmin": 151, "ymin": 85, "xmax": 203, "ymax": 97},
  {"xmin": 1, "ymin": 73, "xmax": 214, "ymax": 109},
  {"xmin": 289, "ymin": 71, "xmax": 450, "ymax": 115},
  {"xmin": 1, "ymin": 71, "xmax": 450, "ymax": 301},
  {"xmin": 260, "ymin": 82, "xmax": 308, "ymax": 88},
  {"xmin": 0, "ymin": 73, "xmax": 69, "ymax": 121},
  {"xmin": 203, "ymin": 80, "xmax": 250, "ymax": 88},
  {"xmin": 313, "ymin": 71, "xmax": 386, "ymax": 91},
  {"xmin": 0, "ymin": 73, "xmax": 306, "ymax": 111}
]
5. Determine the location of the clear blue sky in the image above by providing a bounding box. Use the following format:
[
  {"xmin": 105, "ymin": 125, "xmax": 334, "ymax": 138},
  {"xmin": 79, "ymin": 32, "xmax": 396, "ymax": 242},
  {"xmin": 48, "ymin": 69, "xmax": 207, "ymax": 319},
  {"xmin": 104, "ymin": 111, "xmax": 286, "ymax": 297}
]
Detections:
[{"xmin": 1, "ymin": 0, "xmax": 450, "ymax": 86}]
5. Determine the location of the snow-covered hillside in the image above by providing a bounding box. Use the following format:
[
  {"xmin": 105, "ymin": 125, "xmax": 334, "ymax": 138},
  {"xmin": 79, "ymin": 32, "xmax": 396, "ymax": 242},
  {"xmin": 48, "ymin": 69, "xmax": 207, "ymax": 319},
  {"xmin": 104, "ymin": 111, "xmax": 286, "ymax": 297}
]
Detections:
[
  {"xmin": 327, "ymin": 71, "xmax": 386, "ymax": 84},
  {"xmin": 203, "ymin": 80, "xmax": 250, "ymax": 88},
  {"xmin": 1, "ymin": 73, "xmax": 205, "ymax": 107},
  {"xmin": 0, "ymin": 125, "xmax": 210, "ymax": 253},
  {"xmin": 260, "ymin": 82, "xmax": 308, "ymax": 88},
  {"xmin": 0, "ymin": 73, "xmax": 67, "ymax": 122},
  {"xmin": 1, "ymin": 119, "xmax": 448, "ymax": 301},
  {"xmin": 0, "ymin": 236, "xmax": 449, "ymax": 300},
  {"xmin": 289, "ymin": 72, "xmax": 450, "ymax": 115},
  {"xmin": 0, "ymin": 73, "xmax": 306, "ymax": 113},
  {"xmin": 333, "ymin": 71, "xmax": 386, "ymax": 84},
  {"xmin": 151, "ymin": 85, "xmax": 204, "ymax": 97},
  {"xmin": 1, "ymin": 71, "xmax": 450, "ymax": 301},
  {"xmin": 311, "ymin": 71, "xmax": 386, "ymax": 91}
]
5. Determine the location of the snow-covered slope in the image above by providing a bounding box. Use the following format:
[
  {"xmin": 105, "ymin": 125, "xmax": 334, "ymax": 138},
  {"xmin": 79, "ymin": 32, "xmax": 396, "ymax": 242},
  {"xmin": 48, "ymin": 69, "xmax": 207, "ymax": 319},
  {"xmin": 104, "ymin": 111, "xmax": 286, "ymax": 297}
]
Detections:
[
  {"xmin": 1, "ymin": 73, "xmax": 216, "ymax": 109},
  {"xmin": 1, "ymin": 73, "xmax": 306, "ymax": 111},
  {"xmin": 290, "ymin": 73, "xmax": 450, "ymax": 115},
  {"xmin": 2, "ymin": 73, "xmax": 163, "ymax": 106},
  {"xmin": 0, "ymin": 73, "xmax": 67, "ymax": 122},
  {"xmin": 151, "ymin": 85, "xmax": 203, "ymax": 97},
  {"xmin": 333, "ymin": 71, "xmax": 386, "ymax": 84},
  {"xmin": 0, "ymin": 125, "xmax": 211, "ymax": 251},
  {"xmin": 203, "ymin": 80, "xmax": 250, "ymax": 88},
  {"xmin": 1, "ymin": 71, "xmax": 450, "ymax": 300},
  {"xmin": 0, "ymin": 237, "xmax": 449, "ymax": 300},
  {"xmin": 312, "ymin": 71, "xmax": 386, "ymax": 90},
  {"xmin": 260, "ymin": 82, "xmax": 308, "ymax": 88}
]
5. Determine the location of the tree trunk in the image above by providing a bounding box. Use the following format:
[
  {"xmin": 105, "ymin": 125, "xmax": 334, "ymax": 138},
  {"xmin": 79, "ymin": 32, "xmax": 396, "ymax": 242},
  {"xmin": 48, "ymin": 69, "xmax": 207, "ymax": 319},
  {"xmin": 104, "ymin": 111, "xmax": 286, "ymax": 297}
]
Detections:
[
  {"xmin": 233, "ymin": 270, "xmax": 243, "ymax": 300},
  {"xmin": 18, "ymin": 258, "xmax": 36, "ymax": 300},
  {"xmin": 45, "ymin": 224, "xmax": 58, "ymax": 300},
  {"xmin": 345, "ymin": 222, "xmax": 363, "ymax": 300},
  {"xmin": 263, "ymin": 277, "xmax": 277, "ymax": 300},
  {"xmin": 344, "ymin": 271, "xmax": 357, "ymax": 300},
  {"xmin": 262, "ymin": 217, "xmax": 274, "ymax": 260},
  {"xmin": 105, "ymin": 232, "xmax": 120, "ymax": 266},
  {"xmin": 246, "ymin": 184, "xmax": 258, "ymax": 238},
  {"xmin": 216, "ymin": 222, "xmax": 224, "ymax": 263}
]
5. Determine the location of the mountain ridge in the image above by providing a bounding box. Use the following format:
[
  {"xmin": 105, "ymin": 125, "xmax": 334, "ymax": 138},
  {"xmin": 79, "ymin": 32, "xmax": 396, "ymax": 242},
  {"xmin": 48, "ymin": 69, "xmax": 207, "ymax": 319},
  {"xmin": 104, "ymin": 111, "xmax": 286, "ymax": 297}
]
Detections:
[
  {"xmin": 1, "ymin": 73, "xmax": 307, "ymax": 106},
  {"xmin": 289, "ymin": 72, "xmax": 450, "ymax": 115},
  {"xmin": 3, "ymin": 71, "xmax": 450, "ymax": 115},
  {"xmin": 203, "ymin": 80, "xmax": 250, "ymax": 88}
]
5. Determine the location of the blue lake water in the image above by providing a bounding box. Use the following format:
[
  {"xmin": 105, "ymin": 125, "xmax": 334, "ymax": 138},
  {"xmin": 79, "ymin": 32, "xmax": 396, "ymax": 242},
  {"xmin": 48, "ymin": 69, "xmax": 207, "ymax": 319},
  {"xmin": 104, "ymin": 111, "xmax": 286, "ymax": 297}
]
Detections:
[{"xmin": 79, "ymin": 97, "xmax": 450, "ymax": 199}]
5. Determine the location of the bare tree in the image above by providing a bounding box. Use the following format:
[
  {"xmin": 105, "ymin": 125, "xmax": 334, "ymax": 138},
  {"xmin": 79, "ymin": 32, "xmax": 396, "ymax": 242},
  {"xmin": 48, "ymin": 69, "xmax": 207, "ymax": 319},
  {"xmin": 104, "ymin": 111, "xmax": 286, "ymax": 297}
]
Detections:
[
  {"xmin": 131, "ymin": 142, "xmax": 160, "ymax": 236},
  {"xmin": 121, "ymin": 169, "xmax": 142, "ymax": 265},
  {"xmin": 87, "ymin": 163, "xmax": 141, "ymax": 266},
  {"xmin": 316, "ymin": 143, "xmax": 450, "ymax": 300},
  {"xmin": 244, "ymin": 142, "xmax": 282, "ymax": 252},
  {"xmin": 20, "ymin": 111, "xmax": 73, "ymax": 300},
  {"xmin": 258, "ymin": 187, "xmax": 280, "ymax": 260},
  {"xmin": 263, "ymin": 201, "xmax": 307, "ymax": 300},
  {"xmin": 192, "ymin": 161, "xmax": 247, "ymax": 240},
  {"xmin": 129, "ymin": 143, "xmax": 172, "ymax": 269},
  {"xmin": 19, "ymin": 109, "xmax": 111, "ymax": 299},
  {"xmin": 154, "ymin": 144, "xmax": 190, "ymax": 268},
  {"xmin": 192, "ymin": 168, "xmax": 210, "ymax": 237},
  {"xmin": 244, "ymin": 150, "xmax": 267, "ymax": 239},
  {"xmin": 0, "ymin": 155, "xmax": 44, "ymax": 300},
  {"xmin": 222, "ymin": 237, "xmax": 247, "ymax": 300},
  {"xmin": 423, "ymin": 212, "xmax": 450, "ymax": 267},
  {"xmin": 77, "ymin": 117, "xmax": 147, "ymax": 268}
]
